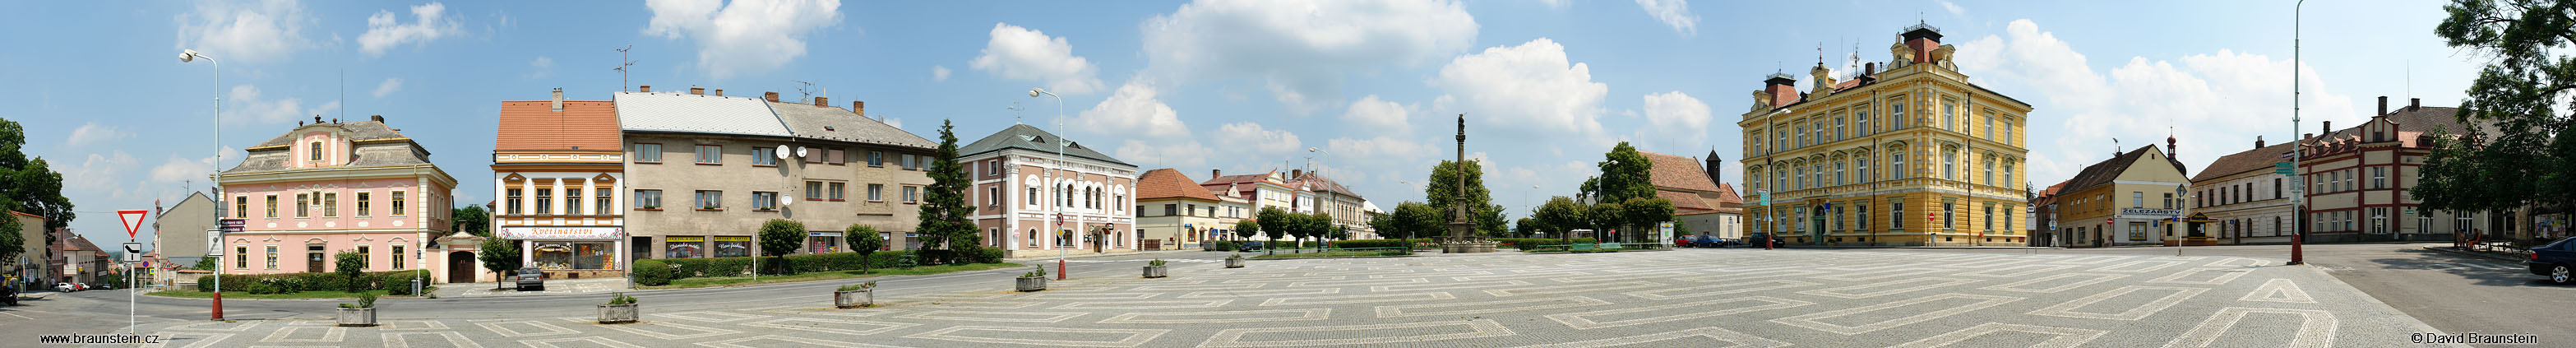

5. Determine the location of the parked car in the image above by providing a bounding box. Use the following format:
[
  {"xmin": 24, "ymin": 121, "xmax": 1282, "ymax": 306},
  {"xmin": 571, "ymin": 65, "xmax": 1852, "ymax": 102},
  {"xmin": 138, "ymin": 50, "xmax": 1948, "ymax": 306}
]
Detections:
[
  {"xmin": 512, "ymin": 268, "xmax": 547, "ymax": 291},
  {"xmin": 1746, "ymin": 233, "xmax": 1785, "ymax": 248},
  {"xmin": 2528, "ymin": 236, "xmax": 2575, "ymax": 285},
  {"xmin": 1673, "ymin": 236, "xmax": 1693, "ymax": 248},
  {"xmin": 1237, "ymin": 241, "xmax": 1266, "ymax": 253},
  {"xmin": 53, "ymin": 282, "xmax": 76, "ymax": 292}
]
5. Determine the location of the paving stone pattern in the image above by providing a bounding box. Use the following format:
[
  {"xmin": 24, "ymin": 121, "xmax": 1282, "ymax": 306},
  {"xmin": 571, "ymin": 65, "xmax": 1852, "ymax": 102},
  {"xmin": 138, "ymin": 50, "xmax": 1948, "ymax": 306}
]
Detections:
[{"xmin": 134, "ymin": 249, "xmax": 2445, "ymax": 347}]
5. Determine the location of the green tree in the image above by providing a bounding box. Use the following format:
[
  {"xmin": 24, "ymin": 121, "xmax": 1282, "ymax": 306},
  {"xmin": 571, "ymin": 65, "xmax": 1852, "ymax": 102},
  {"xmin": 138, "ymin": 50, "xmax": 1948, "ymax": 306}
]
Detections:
[
  {"xmin": 1392, "ymin": 201, "xmax": 1444, "ymax": 239},
  {"xmin": 451, "ymin": 206, "xmax": 490, "ymax": 237},
  {"xmin": 1622, "ymin": 197, "xmax": 1676, "ymax": 243},
  {"xmin": 0, "ymin": 117, "xmax": 76, "ymax": 265},
  {"xmin": 915, "ymin": 120, "xmax": 979, "ymax": 264},
  {"xmin": 191, "ymin": 257, "xmax": 219, "ymax": 271},
  {"xmin": 846, "ymin": 224, "xmax": 884, "ymax": 273},
  {"xmin": 1232, "ymin": 220, "xmax": 1260, "ymax": 240},
  {"xmin": 1367, "ymin": 211, "xmax": 1399, "ymax": 239},
  {"xmin": 1597, "ymin": 142, "xmax": 1657, "ymax": 203},
  {"xmin": 334, "ymin": 249, "xmax": 367, "ymax": 293},
  {"xmin": 0, "ymin": 216, "xmax": 19, "ymax": 270},
  {"xmin": 1256, "ymin": 207, "xmax": 1289, "ymax": 248},
  {"xmin": 1588, "ymin": 201, "xmax": 1625, "ymax": 241},
  {"xmin": 2425, "ymin": 0, "xmax": 2576, "ymax": 234},
  {"xmin": 757, "ymin": 219, "xmax": 805, "ymax": 275},
  {"xmin": 1514, "ymin": 218, "xmax": 1538, "ymax": 237},
  {"xmin": 1533, "ymin": 196, "xmax": 1587, "ymax": 242},
  {"xmin": 478, "ymin": 236, "xmax": 520, "ymax": 290},
  {"xmin": 1426, "ymin": 160, "xmax": 1501, "ymax": 236},
  {"xmin": 1303, "ymin": 212, "xmax": 1334, "ymax": 248}
]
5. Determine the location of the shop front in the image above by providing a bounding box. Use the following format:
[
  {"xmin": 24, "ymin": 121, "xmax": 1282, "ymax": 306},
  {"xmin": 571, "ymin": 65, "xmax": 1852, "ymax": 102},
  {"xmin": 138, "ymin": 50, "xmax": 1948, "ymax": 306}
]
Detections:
[
  {"xmin": 807, "ymin": 231, "xmax": 842, "ymax": 253},
  {"xmin": 499, "ymin": 226, "xmax": 625, "ymax": 280}
]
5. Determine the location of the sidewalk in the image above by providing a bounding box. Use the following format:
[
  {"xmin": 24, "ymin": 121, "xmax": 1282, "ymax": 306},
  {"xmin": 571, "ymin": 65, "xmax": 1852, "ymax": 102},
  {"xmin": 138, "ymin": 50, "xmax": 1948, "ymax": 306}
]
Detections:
[
  {"xmin": 2419, "ymin": 244, "xmax": 2531, "ymax": 262},
  {"xmin": 1001, "ymin": 248, "xmax": 1201, "ymax": 263},
  {"xmin": 434, "ymin": 277, "xmax": 631, "ymax": 299}
]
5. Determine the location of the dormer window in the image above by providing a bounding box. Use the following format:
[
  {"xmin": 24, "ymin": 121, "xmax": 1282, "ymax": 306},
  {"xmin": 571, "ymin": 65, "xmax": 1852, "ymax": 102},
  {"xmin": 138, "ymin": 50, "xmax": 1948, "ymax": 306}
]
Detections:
[{"xmin": 309, "ymin": 142, "xmax": 323, "ymax": 161}]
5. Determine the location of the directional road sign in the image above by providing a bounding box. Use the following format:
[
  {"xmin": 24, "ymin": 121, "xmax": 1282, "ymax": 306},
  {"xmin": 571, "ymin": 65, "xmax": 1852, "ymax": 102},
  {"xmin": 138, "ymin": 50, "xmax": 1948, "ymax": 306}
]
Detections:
[{"xmin": 123, "ymin": 243, "xmax": 142, "ymax": 262}]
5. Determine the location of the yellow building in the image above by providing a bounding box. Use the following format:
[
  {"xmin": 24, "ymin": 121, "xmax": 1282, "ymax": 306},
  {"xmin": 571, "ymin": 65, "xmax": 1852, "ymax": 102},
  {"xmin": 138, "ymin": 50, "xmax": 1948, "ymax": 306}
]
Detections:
[
  {"xmin": 1739, "ymin": 23, "xmax": 2033, "ymax": 246},
  {"xmin": 2056, "ymin": 145, "xmax": 2193, "ymax": 248}
]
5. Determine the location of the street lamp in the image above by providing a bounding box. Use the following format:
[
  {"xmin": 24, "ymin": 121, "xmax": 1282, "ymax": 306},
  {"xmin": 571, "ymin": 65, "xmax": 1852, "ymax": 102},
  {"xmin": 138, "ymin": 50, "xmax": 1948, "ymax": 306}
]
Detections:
[
  {"xmin": 2290, "ymin": 0, "xmax": 2308, "ymax": 265},
  {"xmin": 179, "ymin": 49, "xmax": 224, "ymax": 321},
  {"xmin": 1029, "ymin": 88, "xmax": 1067, "ymax": 280}
]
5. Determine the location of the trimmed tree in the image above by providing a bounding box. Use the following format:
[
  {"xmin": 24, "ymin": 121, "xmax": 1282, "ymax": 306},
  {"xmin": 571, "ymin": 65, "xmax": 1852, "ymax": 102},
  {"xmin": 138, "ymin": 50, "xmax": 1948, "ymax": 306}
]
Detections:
[
  {"xmin": 1232, "ymin": 220, "xmax": 1260, "ymax": 241},
  {"xmin": 757, "ymin": 219, "xmax": 805, "ymax": 275},
  {"xmin": 1257, "ymin": 207, "xmax": 1289, "ymax": 249},
  {"xmin": 335, "ymin": 250, "xmax": 368, "ymax": 293},
  {"xmin": 478, "ymin": 236, "xmax": 520, "ymax": 290},
  {"xmin": 846, "ymin": 225, "xmax": 885, "ymax": 274},
  {"xmin": 1622, "ymin": 197, "xmax": 1676, "ymax": 244},
  {"xmin": 1534, "ymin": 196, "xmax": 1587, "ymax": 244},
  {"xmin": 1589, "ymin": 201, "xmax": 1625, "ymax": 242}
]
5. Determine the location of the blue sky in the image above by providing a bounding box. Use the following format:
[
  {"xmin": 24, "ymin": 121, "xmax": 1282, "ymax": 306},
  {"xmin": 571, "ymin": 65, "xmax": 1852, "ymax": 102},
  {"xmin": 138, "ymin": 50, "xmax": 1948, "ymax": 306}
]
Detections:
[{"xmin": 0, "ymin": 0, "xmax": 2477, "ymax": 250}]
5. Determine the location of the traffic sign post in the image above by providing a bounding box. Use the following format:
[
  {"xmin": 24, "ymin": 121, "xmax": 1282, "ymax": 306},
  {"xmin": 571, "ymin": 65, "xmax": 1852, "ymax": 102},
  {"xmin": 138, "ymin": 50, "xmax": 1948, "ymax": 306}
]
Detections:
[
  {"xmin": 115, "ymin": 210, "xmax": 146, "ymax": 336},
  {"xmin": 213, "ymin": 219, "xmax": 243, "ymax": 320}
]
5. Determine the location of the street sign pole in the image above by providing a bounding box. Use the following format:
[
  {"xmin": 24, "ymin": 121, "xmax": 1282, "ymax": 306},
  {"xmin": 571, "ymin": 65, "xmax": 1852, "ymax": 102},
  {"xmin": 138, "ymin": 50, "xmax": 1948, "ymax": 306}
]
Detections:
[{"xmin": 116, "ymin": 210, "xmax": 146, "ymax": 335}]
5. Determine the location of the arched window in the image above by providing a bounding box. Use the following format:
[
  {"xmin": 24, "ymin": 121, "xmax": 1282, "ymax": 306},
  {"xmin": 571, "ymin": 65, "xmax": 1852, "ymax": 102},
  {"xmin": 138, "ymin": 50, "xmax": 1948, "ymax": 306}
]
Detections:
[
  {"xmin": 1834, "ymin": 160, "xmax": 1846, "ymax": 186},
  {"xmin": 1942, "ymin": 149, "xmax": 1956, "ymax": 180},
  {"xmin": 1856, "ymin": 155, "xmax": 1871, "ymax": 183},
  {"xmin": 1890, "ymin": 150, "xmax": 1907, "ymax": 179}
]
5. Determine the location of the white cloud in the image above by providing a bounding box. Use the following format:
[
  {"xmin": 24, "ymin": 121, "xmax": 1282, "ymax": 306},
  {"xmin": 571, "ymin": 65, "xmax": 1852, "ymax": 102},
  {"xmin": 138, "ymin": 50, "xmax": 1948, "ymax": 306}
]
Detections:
[
  {"xmin": 527, "ymin": 56, "xmax": 555, "ymax": 78},
  {"xmin": 643, "ymin": 0, "xmax": 844, "ymax": 79},
  {"xmin": 1637, "ymin": 90, "xmax": 1711, "ymax": 151},
  {"xmin": 1074, "ymin": 79, "xmax": 1191, "ymax": 140},
  {"xmin": 883, "ymin": 118, "xmax": 904, "ymax": 130},
  {"xmin": 358, "ymin": 2, "xmax": 461, "ymax": 56},
  {"xmin": 931, "ymin": 65, "xmax": 951, "ymax": 82},
  {"xmin": 1633, "ymin": 0, "xmax": 1698, "ymax": 35},
  {"xmin": 1538, "ymin": 0, "xmax": 1570, "ymax": 9},
  {"xmin": 148, "ymin": 153, "xmax": 215, "ymax": 184},
  {"xmin": 65, "ymin": 151, "xmax": 137, "ymax": 195},
  {"xmin": 1214, "ymin": 122, "xmax": 1304, "ymax": 154},
  {"xmin": 227, "ymin": 85, "xmax": 335, "ymax": 124},
  {"xmin": 969, "ymin": 23, "xmax": 1105, "ymax": 95},
  {"xmin": 372, "ymin": 78, "xmax": 403, "ymax": 98},
  {"xmin": 1115, "ymin": 139, "xmax": 1214, "ymax": 169},
  {"xmin": 173, "ymin": 0, "xmax": 315, "ymax": 64},
  {"xmin": 1954, "ymin": 19, "xmax": 2360, "ymax": 186},
  {"xmin": 1341, "ymin": 95, "xmax": 1415, "ymax": 135},
  {"xmin": 1326, "ymin": 136, "xmax": 1436, "ymax": 166},
  {"xmin": 1940, "ymin": 0, "xmax": 1967, "ymax": 16},
  {"xmin": 1143, "ymin": 0, "xmax": 1478, "ymax": 114},
  {"xmin": 1431, "ymin": 38, "xmax": 1608, "ymax": 140},
  {"xmin": 66, "ymin": 123, "xmax": 132, "ymax": 147}
]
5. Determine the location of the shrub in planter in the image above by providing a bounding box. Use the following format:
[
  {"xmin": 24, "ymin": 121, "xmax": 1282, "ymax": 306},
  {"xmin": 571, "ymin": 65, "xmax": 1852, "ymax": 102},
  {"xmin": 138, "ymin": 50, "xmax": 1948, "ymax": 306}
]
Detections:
[
  {"xmin": 1223, "ymin": 253, "xmax": 1246, "ymax": 268},
  {"xmin": 335, "ymin": 292, "xmax": 378, "ymax": 327},
  {"xmin": 598, "ymin": 292, "xmax": 641, "ymax": 324},
  {"xmin": 1142, "ymin": 259, "xmax": 1169, "ymax": 279},
  {"xmin": 1015, "ymin": 268, "xmax": 1048, "ymax": 292},
  {"xmin": 834, "ymin": 281, "xmax": 877, "ymax": 309}
]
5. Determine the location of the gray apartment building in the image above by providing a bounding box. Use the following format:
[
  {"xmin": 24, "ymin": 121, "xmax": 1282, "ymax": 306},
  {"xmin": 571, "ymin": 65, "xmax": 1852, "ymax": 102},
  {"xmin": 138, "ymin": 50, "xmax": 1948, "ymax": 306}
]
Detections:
[
  {"xmin": 618, "ymin": 86, "xmax": 936, "ymax": 262},
  {"xmin": 150, "ymin": 192, "xmax": 218, "ymax": 269}
]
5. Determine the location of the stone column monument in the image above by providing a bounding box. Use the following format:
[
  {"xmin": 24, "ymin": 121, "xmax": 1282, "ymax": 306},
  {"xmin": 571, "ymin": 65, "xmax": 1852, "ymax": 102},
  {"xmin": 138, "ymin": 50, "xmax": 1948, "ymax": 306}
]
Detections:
[{"xmin": 1443, "ymin": 114, "xmax": 1497, "ymax": 253}]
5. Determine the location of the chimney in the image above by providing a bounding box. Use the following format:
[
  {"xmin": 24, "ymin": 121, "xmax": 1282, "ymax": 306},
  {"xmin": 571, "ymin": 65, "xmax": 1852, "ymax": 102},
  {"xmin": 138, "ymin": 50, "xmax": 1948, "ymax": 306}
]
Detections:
[
  {"xmin": 370, "ymin": 114, "xmax": 384, "ymax": 123},
  {"xmin": 639, "ymin": 85, "xmax": 650, "ymax": 93},
  {"xmin": 1212, "ymin": 169, "xmax": 1222, "ymax": 179},
  {"xmin": 2323, "ymin": 121, "xmax": 2332, "ymax": 134},
  {"xmin": 1864, "ymin": 63, "xmax": 1876, "ymax": 76},
  {"xmin": 690, "ymin": 86, "xmax": 705, "ymax": 95},
  {"xmin": 2411, "ymin": 98, "xmax": 2421, "ymax": 111},
  {"xmin": 853, "ymin": 100, "xmax": 866, "ymax": 117},
  {"xmin": 764, "ymin": 91, "xmax": 779, "ymax": 102},
  {"xmin": 814, "ymin": 96, "xmax": 829, "ymax": 107},
  {"xmin": 551, "ymin": 87, "xmax": 564, "ymax": 112},
  {"xmin": 2377, "ymin": 96, "xmax": 2387, "ymax": 116},
  {"xmin": 1292, "ymin": 169, "xmax": 1303, "ymax": 179},
  {"xmin": 2254, "ymin": 136, "xmax": 2265, "ymax": 150},
  {"xmin": 714, "ymin": 89, "xmax": 724, "ymax": 96}
]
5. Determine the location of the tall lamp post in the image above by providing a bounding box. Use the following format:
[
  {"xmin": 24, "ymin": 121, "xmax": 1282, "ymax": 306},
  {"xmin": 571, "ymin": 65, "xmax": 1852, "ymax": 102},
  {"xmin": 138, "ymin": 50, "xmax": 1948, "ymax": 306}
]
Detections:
[
  {"xmin": 178, "ymin": 49, "xmax": 223, "ymax": 321},
  {"xmin": 1029, "ymin": 88, "xmax": 1067, "ymax": 280},
  {"xmin": 2289, "ymin": 0, "xmax": 2308, "ymax": 265}
]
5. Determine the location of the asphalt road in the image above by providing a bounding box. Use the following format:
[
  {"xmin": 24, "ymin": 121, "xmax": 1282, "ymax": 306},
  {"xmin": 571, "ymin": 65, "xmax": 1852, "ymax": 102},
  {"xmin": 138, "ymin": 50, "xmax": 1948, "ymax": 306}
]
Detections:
[{"xmin": 1870, "ymin": 243, "xmax": 2576, "ymax": 342}]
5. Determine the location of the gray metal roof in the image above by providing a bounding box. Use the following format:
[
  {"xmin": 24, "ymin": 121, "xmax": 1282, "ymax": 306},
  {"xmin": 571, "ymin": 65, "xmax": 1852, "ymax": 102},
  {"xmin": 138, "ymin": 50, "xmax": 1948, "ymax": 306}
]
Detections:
[
  {"xmin": 614, "ymin": 91, "xmax": 792, "ymax": 137},
  {"xmin": 768, "ymin": 101, "xmax": 937, "ymax": 150},
  {"xmin": 960, "ymin": 123, "xmax": 1131, "ymax": 167}
]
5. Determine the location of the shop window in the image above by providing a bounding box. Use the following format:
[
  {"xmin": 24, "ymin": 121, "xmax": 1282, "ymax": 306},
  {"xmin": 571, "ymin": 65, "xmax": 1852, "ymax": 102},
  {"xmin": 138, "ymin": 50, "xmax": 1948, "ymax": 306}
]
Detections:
[
  {"xmin": 534, "ymin": 241, "xmax": 613, "ymax": 270},
  {"xmin": 713, "ymin": 237, "xmax": 752, "ymax": 258},
  {"xmin": 664, "ymin": 237, "xmax": 705, "ymax": 258}
]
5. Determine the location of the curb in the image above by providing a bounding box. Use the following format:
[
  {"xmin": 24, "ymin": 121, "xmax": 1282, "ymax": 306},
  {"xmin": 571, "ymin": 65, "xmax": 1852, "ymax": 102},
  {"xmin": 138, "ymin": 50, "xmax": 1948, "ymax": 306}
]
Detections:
[
  {"xmin": 1003, "ymin": 249, "xmax": 1200, "ymax": 263},
  {"xmin": 1246, "ymin": 255, "xmax": 1419, "ymax": 261},
  {"xmin": 2417, "ymin": 246, "xmax": 2527, "ymax": 263}
]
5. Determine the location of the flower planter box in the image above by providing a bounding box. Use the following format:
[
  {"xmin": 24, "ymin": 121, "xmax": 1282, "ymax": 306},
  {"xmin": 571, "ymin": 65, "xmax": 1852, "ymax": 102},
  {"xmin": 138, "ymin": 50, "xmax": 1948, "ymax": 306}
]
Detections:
[
  {"xmin": 335, "ymin": 307, "xmax": 377, "ymax": 327},
  {"xmin": 1142, "ymin": 265, "xmax": 1168, "ymax": 278},
  {"xmin": 597, "ymin": 304, "xmax": 640, "ymax": 324},
  {"xmin": 1015, "ymin": 276, "xmax": 1048, "ymax": 292},
  {"xmin": 834, "ymin": 290, "xmax": 875, "ymax": 309},
  {"xmin": 1223, "ymin": 258, "xmax": 1245, "ymax": 268}
]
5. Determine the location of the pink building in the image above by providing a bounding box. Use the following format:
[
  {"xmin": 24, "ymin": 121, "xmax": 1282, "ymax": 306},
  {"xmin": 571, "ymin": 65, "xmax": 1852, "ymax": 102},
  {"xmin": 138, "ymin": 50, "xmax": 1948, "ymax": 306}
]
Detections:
[{"xmin": 216, "ymin": 116, "xmax": 457, "ymax": 276}]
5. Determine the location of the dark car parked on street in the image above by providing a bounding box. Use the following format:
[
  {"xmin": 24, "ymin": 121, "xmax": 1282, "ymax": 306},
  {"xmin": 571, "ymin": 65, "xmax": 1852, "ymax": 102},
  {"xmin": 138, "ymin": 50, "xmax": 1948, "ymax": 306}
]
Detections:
[
  {"xmin": 1237, "ymin": 241, "xmax": 1266, "ymax": 253},
  {"xmin": 513, "ymin": 268, "xmax": 547, "ymax": 291},
  {"xmin": 2528, "ymin": 236, "xmax": 2575, "ymax": 285}
]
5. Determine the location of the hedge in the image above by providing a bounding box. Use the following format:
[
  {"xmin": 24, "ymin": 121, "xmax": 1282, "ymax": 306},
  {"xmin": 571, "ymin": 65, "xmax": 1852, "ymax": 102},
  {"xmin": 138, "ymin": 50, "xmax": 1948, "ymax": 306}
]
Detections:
[
  {"xmin": 1500, "ymin": 238, "xmax": 1597, "ymax": 250},
  {"xmin": 194, "ymin": 270, "xmax": 432, "ymax": 294},
  {"xmin": 632, "ymin": 248, "xmax": 1001, "ymax": 286}
]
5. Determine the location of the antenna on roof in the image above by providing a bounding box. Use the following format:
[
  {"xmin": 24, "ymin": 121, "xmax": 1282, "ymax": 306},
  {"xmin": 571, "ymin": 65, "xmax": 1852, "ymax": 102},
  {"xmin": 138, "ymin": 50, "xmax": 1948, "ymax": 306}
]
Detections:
[
  {"xmin": 616, "ymin": 45, "xmax": 637, "ymax": 91},
  {"xmin": 1008, "ymin": 102, "xmax": 1025, "ymax": 125},
  {"xmin": 794, "ymin": 81, "xmax": 818, "ymax": 103}
]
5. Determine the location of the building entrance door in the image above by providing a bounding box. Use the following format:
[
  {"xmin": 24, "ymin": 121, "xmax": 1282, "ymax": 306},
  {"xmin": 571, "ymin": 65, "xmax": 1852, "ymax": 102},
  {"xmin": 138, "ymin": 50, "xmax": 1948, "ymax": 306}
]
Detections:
[
  {"xmin": 306, "ymin": 244, "xmax": 326, "ymax": 272},
  {"xmin": 448, "ymin": 251, "xmax": 474, "ymax": 283}
]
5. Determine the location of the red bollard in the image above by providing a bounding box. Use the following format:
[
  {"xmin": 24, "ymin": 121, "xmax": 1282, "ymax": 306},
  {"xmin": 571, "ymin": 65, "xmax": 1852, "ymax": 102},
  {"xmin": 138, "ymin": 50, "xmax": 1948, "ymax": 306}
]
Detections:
[
  {"xmin": 2287, "ymin": 233, "xmax": 2305, "ymax": 265},
  {"xmin": 1057, "ymin": 259, "xmax": 1066, "ymax": 280},
  {"xmin": 211, "ymin": 291, "xmax": 224, "ymax": 320}
]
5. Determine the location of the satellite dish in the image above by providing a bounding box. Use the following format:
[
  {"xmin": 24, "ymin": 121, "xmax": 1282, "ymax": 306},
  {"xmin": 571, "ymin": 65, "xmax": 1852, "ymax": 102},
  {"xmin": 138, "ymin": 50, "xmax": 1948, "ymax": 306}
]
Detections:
[
  {"xmin": 796, "ymin": 146, "xmax": 809, "ymax": 157},
  {"xmin": 779, "ymin": 195, "xmax": 794, "ymax": 206},
  {"xmin": 774, "ymin": 145, "xmax": 790, "ymax": 160}
]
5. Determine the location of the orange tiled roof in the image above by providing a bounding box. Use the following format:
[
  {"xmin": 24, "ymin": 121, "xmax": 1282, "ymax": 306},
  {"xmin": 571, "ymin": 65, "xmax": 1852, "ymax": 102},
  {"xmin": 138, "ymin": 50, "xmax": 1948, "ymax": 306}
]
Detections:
[
  {"xmin": 1640, "ymin": 151, "xmax": 1722, "ymax": 193},
  {"xmin": 1138, "ymin": 169, "xmax": 1221, "ymax": 202},
  {"xmin": 496, "ymin": 100, "xmax": 620, "ymax": 151},
  {"xmin": 1661, "ymin": 190, "xmax": 1714, "ymax": 211}
]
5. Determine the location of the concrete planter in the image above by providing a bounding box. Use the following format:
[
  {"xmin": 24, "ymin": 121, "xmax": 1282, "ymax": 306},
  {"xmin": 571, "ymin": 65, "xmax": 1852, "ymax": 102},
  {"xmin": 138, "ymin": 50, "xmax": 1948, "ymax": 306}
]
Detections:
[
  {"xmin": 1224, "ymin": 258, "xmax": 1245, "ymax": 268},
  {"xmin": 834, "ymin": 290, "xmax": 875, "ymax": 309},
  {"xmin": 335, "ymin": 307, "xmax": 377, "ymax": 327},
  {"xmin": 1142, "ymin": 265, "xmax": 1168, "ymax": 278},
  {"xmin": 1015, "ymin": 276, "xmax": 1048, "ymax": 292},
  {"xmin": 597, "ymin": 304, "xmax": 640, "ymax": 324}
]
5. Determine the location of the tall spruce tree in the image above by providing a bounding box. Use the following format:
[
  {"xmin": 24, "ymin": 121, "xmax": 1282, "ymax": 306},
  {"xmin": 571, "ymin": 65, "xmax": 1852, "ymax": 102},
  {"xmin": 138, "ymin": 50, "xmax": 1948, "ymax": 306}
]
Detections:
[{"xmin": 917, "ymin": 120, "xmax": 979, "ymax": 264}]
